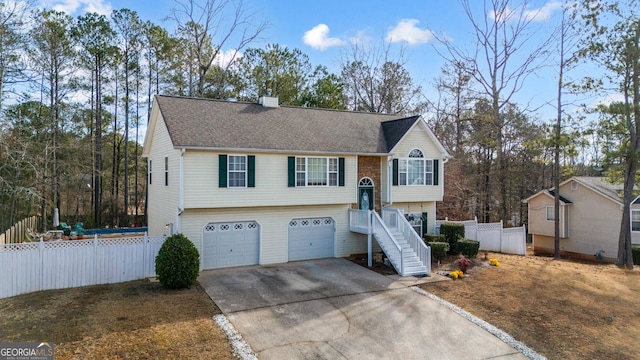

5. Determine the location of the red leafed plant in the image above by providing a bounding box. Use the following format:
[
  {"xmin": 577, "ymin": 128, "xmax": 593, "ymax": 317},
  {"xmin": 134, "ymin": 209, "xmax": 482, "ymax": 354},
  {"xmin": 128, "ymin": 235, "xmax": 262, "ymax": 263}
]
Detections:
[{"xmin": 456, "ymin": 257, "xmax": 472, "ymax": 273}]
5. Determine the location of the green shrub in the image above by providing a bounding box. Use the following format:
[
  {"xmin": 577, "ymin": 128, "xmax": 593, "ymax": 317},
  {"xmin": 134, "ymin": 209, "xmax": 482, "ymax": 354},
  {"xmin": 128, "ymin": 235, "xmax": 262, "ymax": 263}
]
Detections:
[
  {"xmin": 440, "ymin": 222, "xmax": 465, "ymax": 254},
  {"xmin": 428, "ymin": 242, "xmax": 447, "ymax": 261},
  {"xmin": 632, "ymin": 247, "xmax": 640, "ymax": 266},
  {"xmin": 424, "ymin": 234, "xmax": 445, "ymax": 244},
  {"xmin": 155, "ymin": 234, "xmax": 200, "ymax": 289},
  {"xmin": 458, "ymin": 239, "xmax": 480, "ymax": 258}
]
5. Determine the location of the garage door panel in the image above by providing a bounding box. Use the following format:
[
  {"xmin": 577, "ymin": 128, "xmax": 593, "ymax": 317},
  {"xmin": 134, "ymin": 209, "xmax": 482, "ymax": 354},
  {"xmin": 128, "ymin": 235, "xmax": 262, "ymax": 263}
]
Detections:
[
  {"xmin": 203, "ymin": 221, "xmax": 259, "ymax": 269},
  {"xmin": 288, "ymin": 217, "xmax": 335, "ymax": 261}
]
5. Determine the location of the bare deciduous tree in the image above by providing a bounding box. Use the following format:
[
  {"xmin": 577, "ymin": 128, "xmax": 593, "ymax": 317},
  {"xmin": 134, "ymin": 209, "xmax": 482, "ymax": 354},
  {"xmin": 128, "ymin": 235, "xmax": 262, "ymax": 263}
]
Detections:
[
  {"xmin": 168, "ymin": 0, "xmax": 268, "ymax": 97},
  {"xmin": 436, "ymin": 0, "xmax": 553, "ymax": 221}
]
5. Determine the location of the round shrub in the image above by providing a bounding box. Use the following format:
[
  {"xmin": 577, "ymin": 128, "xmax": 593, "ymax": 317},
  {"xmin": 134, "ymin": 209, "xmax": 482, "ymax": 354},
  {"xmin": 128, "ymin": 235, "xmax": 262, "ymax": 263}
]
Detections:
[
  {"xmin": 440, "ymin": 222, "xmax": 465, "ymax": 254},
  {"xmin": 458, "ymin": 239, "xmax": 480, "ymax": 258},
  {"xmin": 428, "ymin": 242, "xmax": 448, "ymax": 261},
  {"xmin": 155, "ymin": 233, "xmax": 200, "ymax": 289}
]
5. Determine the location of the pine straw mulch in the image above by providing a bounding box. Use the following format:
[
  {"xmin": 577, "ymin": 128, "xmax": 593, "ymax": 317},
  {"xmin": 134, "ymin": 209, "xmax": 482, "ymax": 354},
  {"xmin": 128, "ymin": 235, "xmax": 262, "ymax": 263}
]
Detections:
[
  {"xmin": 0, "ymin": 279, "xmax": 236, "ymax": 359},
  {"xmin": 421, "ymin": 252, "xmax": 640, "ymax": 360}
]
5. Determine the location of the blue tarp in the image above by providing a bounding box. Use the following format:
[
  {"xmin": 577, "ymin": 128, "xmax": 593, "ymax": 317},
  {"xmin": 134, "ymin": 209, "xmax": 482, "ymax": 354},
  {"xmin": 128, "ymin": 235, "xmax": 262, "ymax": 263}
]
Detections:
[{"xmin": 83, "ymin": 227, "xmax": 148, "ymax": 236}]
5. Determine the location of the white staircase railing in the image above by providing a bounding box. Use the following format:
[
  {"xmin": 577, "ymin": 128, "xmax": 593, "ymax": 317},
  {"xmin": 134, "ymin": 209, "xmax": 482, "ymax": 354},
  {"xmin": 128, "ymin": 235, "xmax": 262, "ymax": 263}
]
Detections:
[
  {"xmin": 371, "ymin": 211, "xmax": 404, "ymax": 274},
  {"xmin": 382, "ymin": 208, "xmax": 431, "ymax": 274}
]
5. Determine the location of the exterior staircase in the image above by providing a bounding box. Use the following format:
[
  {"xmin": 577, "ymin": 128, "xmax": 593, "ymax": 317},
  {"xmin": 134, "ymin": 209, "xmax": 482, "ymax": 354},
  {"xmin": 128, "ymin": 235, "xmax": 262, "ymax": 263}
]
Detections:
[
  {"xmin": 369, "ymin": 209, "xmax": 430, "ymax": 276},
  {"xmin": 380, "ymin": 227, "xmax": 429, "ymax": 275}
]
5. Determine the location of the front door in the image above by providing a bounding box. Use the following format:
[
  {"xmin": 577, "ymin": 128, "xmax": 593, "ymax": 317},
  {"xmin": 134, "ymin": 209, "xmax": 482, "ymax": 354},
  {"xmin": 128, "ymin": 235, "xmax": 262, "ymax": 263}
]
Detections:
[{"xmin": 359, "ymin": 187, "xmax": 374, "ymax": 210}]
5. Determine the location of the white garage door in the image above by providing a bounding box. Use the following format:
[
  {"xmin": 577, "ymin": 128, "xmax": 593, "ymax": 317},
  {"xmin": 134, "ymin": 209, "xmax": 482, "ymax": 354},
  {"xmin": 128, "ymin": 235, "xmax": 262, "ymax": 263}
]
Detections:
[
  {"xmin": 203, "ymin": 221, "xmax": 260, "ymax": 269},
  {"xmin": 288, "ymin": 217, "xmax": 335, "ymax": 261}
]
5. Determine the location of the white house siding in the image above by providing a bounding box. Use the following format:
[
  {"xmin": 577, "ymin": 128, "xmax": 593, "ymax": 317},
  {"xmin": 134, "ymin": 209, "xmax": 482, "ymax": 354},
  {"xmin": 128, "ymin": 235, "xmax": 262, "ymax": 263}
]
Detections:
[
  {"xmin": 183, "ymin": 151, "xmax": 357, "ymax": 209},
  {"xmin": 380, "ymin": 156, "xmax": 390, "ymax": 203},
  {"xmin": 527, "ymin": 195, "xmax": 568, "ymax": 238},
  {"xmin": 180, "ymin": 204, "xmax": 366, "ymax": 267},
  {"xmin": 388, "ymin": 202, "xmax": 437, "ymax": 235},
  {"xmin": 532, "ymin": 181, "xmax": 622, "ymax": 259},
  {"xmin": 146, "ymin": 112, "xmax": 182, "ymax": 237},
  {"xmin": 391, "ymin": 125, "xmax": 444, "ymax": 203}
]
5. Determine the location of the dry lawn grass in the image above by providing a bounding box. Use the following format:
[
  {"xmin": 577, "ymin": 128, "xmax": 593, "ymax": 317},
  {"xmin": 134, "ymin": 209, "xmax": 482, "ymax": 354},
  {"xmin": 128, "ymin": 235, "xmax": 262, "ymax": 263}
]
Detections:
[
  {"xmin": 0, "ymin": 280, "xmax": 235, "ymax": 359},
  {"xmin": 421, "ymin": 252, "xmax": 640, "ymax": 360}
]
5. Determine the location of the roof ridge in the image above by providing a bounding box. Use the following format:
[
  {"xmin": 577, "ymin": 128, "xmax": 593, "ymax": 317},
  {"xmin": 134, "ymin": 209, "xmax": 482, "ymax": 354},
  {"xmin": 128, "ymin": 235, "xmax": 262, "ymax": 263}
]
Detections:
[{"xmin": 155, "ymin": 94, "xmax": 410, "ymax": 118}]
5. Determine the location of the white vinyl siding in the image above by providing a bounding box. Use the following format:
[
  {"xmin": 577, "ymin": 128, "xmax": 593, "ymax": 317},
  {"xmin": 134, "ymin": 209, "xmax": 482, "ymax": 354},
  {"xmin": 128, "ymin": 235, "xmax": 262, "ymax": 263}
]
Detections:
[
  {"xmin": 180, "ymin": 204, "xmax": 364, "ymax": 267},
  {"xmin": 391, "ymin": 126, "xmax": 444, "ymax": 203},
  {"xmin": 145, "ymin": 111, "xmax": 181, "ymax": 238},
  {"xmin": 184, "ymin": 152, "xmax": 356, "ymax": 209}
]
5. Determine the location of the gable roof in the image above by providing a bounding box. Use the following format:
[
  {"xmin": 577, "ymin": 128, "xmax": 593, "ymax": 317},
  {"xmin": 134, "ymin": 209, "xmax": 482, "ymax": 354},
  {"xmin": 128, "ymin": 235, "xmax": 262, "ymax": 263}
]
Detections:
[
  {"xmin": 381, "ymin": 116, "xmax": 421, "ymax": 150},
  {"xmin": 147, "ymin": 95, "xmax": 448, "ymax": 156},
  {"xmin": 523, "ymin": 189, "xmax": 572, "ymax": 204},
  {"xmin": 566, "ymin": 177, "xmax": 626, "ymax": 205}
]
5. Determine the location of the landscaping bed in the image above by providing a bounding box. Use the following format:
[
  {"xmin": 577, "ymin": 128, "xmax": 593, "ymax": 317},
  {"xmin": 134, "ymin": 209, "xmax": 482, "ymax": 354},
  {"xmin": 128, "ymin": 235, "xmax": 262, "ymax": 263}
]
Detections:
[
  {"xmin": 0, "ymin": 280, "xmax": 235, "ymax": 359},
  {"xmin": 421, "ymin": 252, "xmax": 640, "ymax": 360}
]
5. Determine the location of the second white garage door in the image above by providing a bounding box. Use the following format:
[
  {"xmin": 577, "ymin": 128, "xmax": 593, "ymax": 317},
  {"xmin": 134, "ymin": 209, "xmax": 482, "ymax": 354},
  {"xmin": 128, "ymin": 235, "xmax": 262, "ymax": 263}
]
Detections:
[
  {"xmin": 203, "ymin": 221, "xmax": 260, "ymax": 269},
  {"xmin": 288, "ymin": 217, "xmax": 335, "ymax": 261}
]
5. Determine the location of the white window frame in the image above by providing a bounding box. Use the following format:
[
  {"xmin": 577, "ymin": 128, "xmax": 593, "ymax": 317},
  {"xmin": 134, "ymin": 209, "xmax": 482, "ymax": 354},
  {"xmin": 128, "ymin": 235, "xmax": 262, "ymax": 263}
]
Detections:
[
  {"xmin": 546, "ymin": 206, "xmax": 555, "ymax": 221},
  {"xmin": 398, "ymin": 149, "xmax": 435, "ymax": 186},
  {"xmin": 148, "ymin": 159, "xmax": 152, "ymax": 185},
  {"xmin": 227, "ymin": 155, "xmax": 247, "ymax": 188},
  {"xmin": 631, "ymin": 209, "xmax": 640, "ymax": 232},
  {"xmin": 295, "ymin": 157, "xmax": 339, "ymax": 187}
]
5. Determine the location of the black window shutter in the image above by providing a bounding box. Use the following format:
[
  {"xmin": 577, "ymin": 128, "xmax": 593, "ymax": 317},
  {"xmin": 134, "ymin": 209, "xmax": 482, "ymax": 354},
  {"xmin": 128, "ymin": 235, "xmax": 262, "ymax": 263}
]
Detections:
[
  {"xmin": 338, "ymin": 157, "xmax": 345, "ymax": 186},
  {"xmin": 433, "ymin": 159, "xmax": 439, "ymax": 186},
  {"xmin": 288, "ymin": 156, "xmax": 295, "ymax": 187},
  {"xmin": 219, "ymin": 155, "xmax": 227, "ymax": 188},
  {"xmin": 248, "ymin": 155, "xmax": 256, "ymax": 187},
  {"xmin": 392, "ymin": 159, "xmax": 399, "ymax": 186}
]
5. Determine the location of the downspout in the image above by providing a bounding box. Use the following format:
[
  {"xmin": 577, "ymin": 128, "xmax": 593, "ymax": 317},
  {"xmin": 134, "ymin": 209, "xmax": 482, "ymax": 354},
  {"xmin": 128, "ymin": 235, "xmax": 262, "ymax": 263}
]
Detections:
[
  {"xmin": 177, "ymin": 148, "xmax": 185, "ymax": 233},
  {"xmin": 387, "ymin": 156, "xmax": 394, "ymax": 207}
]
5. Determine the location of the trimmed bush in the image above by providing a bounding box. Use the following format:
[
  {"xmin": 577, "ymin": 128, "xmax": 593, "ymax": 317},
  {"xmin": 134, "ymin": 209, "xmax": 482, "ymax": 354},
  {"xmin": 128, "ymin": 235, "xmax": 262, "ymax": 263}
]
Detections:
[
  {"xmin": 632, "ymin": 247, "xmax": 640, "ymax": 266},
  {"xmin": 428, "ymin": 242, "xmax": 447, "ymax": 261},
  {"xmin": 440, "ymin": 222, "xmax": 465, "ymax": 254},
  {"xmin": 155, "ymin": 234, "xmax": 200, "ymax": 289},
  {"xmin": 458, "ymin": 239, "xmax": 480, "ymax": 258},
  {"xmin": 424, "ymin": 234, "xmax": 445, "ymax": 244}
]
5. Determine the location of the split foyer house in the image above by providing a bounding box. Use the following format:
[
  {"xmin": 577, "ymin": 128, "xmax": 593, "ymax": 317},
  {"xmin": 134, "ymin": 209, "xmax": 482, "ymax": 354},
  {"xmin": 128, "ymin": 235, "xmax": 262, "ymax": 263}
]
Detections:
[
  {"xmin": 525, "ymin": 176, "xmax": 640, "ymax": 261},
  {"xmin": 142, "ymin": 95, "xmax": 449, "ymax": 275}
]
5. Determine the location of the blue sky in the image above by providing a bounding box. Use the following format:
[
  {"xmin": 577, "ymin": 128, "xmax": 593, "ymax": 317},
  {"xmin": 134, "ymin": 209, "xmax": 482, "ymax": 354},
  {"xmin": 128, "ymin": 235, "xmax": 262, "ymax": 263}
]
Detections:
[{"xmin": 38, "ymin": 0, "xmax": 588, "ymax": 121}]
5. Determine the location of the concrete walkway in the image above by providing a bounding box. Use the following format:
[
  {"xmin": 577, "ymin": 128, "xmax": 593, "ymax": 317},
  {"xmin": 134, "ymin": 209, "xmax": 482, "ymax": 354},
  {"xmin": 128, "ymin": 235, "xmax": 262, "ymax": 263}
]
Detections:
[{"xmin": 199, "ymin": 258, "xmax": 527, "ymax": 360}]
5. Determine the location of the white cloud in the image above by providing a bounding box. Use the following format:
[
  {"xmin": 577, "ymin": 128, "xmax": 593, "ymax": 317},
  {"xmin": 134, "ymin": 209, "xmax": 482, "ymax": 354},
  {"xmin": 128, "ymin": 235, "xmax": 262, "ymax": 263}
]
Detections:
[
  {"xmin": 303, "ymin": 24, "xmax": 346, "ymax": 51},
  {"xmin": 40, "ymin": 0, "xmax": 112, "ymax": 16},
  {"xmin": 490, "ymin": 1, "xmax": 563, "ymax": 23},
  {"xmin": 592, "ymin": 93, "xmax": 626, "ymax": 107},
  {"xmin": 524, "ymin": 1, "xmax": 563, "ymax": 21},
  {"xmin": 385, "ymin": 19, "xmax": 433, "ymax": 45},
  {"xmin": 213, "ymin": 49, "xmax": 243, "ymax": 68}
]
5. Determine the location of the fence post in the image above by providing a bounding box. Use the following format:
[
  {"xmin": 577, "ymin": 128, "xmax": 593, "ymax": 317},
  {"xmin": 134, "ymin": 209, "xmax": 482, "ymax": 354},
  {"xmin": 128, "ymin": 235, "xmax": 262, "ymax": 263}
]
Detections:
[
  {"xmin": 39, "ymin": 238, "xmax": 44, "ymax": 292},
  {"xmin": 93, "ymin": 235, "xmax": 98, "ymax": 285},
  {"xmin": 143, "ymin": 232, "xmax": 148, "ymax": 277},
  {"xmin": 499, "ymin": 220, "xmax": 504, "ymax": 253}
]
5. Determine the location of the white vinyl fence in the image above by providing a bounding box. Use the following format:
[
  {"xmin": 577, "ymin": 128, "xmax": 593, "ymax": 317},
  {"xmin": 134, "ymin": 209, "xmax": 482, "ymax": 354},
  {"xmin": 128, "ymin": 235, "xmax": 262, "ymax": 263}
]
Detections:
[
  {"xmin": 0, "ymin": 234, "xmax": 166, "ymax": 299},
  {"xmin": 436, "ymin": 218, "xmax": 527, "ymax": 256}
]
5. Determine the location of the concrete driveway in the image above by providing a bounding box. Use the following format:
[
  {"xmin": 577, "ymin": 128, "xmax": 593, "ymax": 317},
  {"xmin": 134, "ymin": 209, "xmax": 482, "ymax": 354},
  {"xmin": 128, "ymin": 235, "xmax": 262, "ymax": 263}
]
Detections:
[{"xmin": 199, "ymin": 258, "xmax": 527, "ymax": 360}]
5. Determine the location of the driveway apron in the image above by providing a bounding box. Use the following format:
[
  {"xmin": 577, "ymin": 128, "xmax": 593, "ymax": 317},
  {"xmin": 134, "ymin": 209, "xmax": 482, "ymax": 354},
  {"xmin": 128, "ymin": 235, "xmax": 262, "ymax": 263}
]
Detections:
[{"xmin": 199, "ymin": 258, "xmax": 526, "ymax": 360}]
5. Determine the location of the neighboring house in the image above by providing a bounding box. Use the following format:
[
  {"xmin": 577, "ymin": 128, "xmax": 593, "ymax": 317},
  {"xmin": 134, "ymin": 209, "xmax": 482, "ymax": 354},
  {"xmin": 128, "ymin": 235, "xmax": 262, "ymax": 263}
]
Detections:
[
  {"xmin": 142, "ymin": 95, "xmax": 449, "ymax": 274},
  {"xmin": 524, "ymin": 176, "xmax": 640, "ymax": 262}
]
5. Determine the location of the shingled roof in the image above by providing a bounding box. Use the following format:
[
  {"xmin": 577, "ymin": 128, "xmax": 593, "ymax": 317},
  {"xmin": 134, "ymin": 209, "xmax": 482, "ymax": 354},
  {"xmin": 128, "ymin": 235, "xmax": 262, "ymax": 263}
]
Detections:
[{"xmin": 153, "ymin": 95, "xmax": 423, "ymax": 154}]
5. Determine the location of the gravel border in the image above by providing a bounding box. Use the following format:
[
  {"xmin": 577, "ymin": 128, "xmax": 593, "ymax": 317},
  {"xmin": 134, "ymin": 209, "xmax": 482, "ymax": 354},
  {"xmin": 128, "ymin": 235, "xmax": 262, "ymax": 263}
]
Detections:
[
  {"xmin": 411, "ymin": 286, "xmax": 546, "ymax": 360},
  {"xmin": 213, "ymin": 314, "xmax": 258, "ymax": 360}
]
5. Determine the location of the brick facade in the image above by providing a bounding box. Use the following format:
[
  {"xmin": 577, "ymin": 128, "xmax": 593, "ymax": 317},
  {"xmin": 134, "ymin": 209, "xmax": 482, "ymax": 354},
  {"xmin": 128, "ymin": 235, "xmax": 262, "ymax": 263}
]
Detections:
[{"xmin": 356, "ymin": 156, "xmax": 382, "ymax": 214}]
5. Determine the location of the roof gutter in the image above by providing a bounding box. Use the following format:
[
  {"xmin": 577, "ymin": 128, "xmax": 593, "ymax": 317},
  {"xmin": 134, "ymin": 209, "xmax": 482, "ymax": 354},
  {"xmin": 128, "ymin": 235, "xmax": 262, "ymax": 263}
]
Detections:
[{"xmin": 174, "ymin": 146, "xmax": 391, "ymax": 157}]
